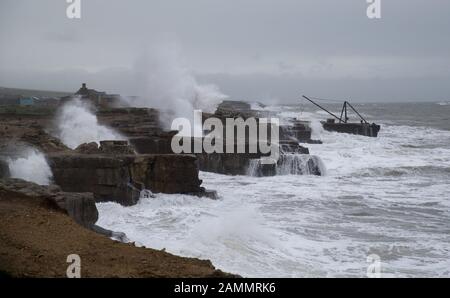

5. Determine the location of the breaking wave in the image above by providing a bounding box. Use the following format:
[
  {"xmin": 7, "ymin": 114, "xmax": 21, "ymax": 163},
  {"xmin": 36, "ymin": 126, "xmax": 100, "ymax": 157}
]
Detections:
[
  {"xmin": 7, "ymin": 148, "xmax": 53, "ymax": 185},
  {"xmin": 247, "ymin": 154, "xmax": 325, "ymax": 176},
  {"xmin": 55, "ymin": 98, "xmax": 125, "ymax": 149},
  {"xmin": 97, "ymin": 104, "xmax": 450, "ymax": 277}
]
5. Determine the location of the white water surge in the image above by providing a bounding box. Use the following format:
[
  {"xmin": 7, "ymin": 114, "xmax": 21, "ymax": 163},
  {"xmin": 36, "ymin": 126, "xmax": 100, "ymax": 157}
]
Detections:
[
  {"xmin": 247, "ymin": 154, "xmax": 325, "ymax": 176},
  {"xmin": 7, "ymin": 149, "xmax": 53, "ymax": 185},
  {"xmin": 126, "ymin": 43, "xmax": 228, "ymax": 129},
  {"xmin": 56, "ymin": 98, "xmax": 125, "ymax": 149},
  {"xmin": 97, "ymin": 104, "xmax": 450, "ymax": 277}
]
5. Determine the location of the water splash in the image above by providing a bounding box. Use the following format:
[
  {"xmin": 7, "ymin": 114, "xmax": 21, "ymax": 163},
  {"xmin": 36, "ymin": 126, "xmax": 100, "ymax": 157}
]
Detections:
[
  {"xmin": 127, "ymin": 43, "xmax": 228, "ymax": 128},
  {"xmin": 247, "ymin": 154, "xmax": 325, "ymax": 176},
  {"xmin": 55, "ymin": 98, "xmax": 125, "ymax": 149},
  {"xmin": 7, "ymin": 148, "xmax": 53, "ymax": 185}
]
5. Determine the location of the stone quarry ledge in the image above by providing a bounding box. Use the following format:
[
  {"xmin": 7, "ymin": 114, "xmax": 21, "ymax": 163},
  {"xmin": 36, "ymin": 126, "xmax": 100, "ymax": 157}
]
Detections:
[
  {"xmin": 47, "ymin": 152, "xmax": 207, "ymax": 206},
  {"xmin": 0, "ymin": 179, "xmax": 235, "ymax": 278}
]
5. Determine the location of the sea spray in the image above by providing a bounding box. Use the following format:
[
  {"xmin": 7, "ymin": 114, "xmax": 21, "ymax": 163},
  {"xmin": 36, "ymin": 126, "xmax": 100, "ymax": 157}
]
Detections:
[
  {"xmin": 126, "ymin": 43, "xmax": 227, "ymax": 129},
  {"xmin": 55, "ymin": 98, "xmax": 125, "ymax": 149},
  {"xmin": 247, "ymin": 154, "xmax": 325, "ymax": 176},
  {"xmin": 140, "ymin": 189, "xmax": 155, "ymax": 199},
  {"xmin": 309, "ymin": 119, "xmax": 324, "ymax": 140},
  {"xmin": 7, "ymin": 148, "xmax": 53, "ymax": 185}
]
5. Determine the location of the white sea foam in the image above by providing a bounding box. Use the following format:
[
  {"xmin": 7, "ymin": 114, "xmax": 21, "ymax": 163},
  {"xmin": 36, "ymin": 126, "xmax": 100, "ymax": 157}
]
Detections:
[
  {"xmin": 309, "ymin": 119, "xmax": 324, "ymax": 139},
  {"xmin": 7, "ymin": 148, "xmax": 53, "ymax": 185},
  {"xmin": 247, "ymin": 154, "xmax": 326, "ymax": 176},
  {"xmin": 126, "ymin": 43, "xmax": 228, "ymax": 128},
  {"xmin": 97, "ymin": 108, "xmax": 450, "ymax": 277},
  {"xmin": 55, "ymin": 98, "xmax": 125, "ymax": 149}
]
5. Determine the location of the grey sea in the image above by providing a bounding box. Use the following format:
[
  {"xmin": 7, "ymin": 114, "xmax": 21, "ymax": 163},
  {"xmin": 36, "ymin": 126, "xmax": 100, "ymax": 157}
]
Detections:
[{"xmin": 97, "ymin": 101, "xmax": 450, "ymax": 277}]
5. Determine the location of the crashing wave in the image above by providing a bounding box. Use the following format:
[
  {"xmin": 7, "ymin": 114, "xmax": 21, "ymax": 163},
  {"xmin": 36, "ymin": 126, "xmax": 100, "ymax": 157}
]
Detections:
[{"xmin": 247, "ymin": 154, "xmax": 325, "ymax": 177}]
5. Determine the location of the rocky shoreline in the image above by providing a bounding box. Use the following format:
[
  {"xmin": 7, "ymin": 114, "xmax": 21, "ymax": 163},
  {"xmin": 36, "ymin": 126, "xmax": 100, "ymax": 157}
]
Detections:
[
  {"xmin": 0, "ymin": 179, "xmax": 236, "ymax": 277},
  {"xmin": 0, "ymin": 84, "xmax": 324, "ymax": 277}
]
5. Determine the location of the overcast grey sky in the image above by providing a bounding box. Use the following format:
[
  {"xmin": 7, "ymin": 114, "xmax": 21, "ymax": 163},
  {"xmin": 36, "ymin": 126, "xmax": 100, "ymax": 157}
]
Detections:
[{"xmin": 0, "ymin": 0, "xmax": 449, "ymax": 102}]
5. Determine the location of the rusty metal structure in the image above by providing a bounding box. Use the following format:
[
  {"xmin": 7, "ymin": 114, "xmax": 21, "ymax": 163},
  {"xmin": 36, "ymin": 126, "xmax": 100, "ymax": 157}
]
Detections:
[{"xmin": 300, "ymin": 95, "xmax": 381, "ymax": 137}]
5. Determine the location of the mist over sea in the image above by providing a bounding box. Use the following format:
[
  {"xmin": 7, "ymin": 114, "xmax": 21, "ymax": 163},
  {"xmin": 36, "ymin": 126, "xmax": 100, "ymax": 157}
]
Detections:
[{"xmin": 97, "ymin": 102, "xmax": 450, "ymax": 277}]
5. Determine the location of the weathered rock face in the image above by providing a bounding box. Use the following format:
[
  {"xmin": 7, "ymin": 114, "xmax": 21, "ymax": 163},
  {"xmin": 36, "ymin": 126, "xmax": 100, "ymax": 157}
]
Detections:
[
  {"xmin": 56, "ymin": 192, "xmax": 99, "ymax": 228},
  {"xmin": 75, "ymin": 142, "xmax": 101, "ymax": 154},
  {"xmin": 20, "ymin": 127, "xmax": 71, "ymax": 153},
  {"xmin": 198, "ymin": 151, "xmax": 323, "ymax": 176},
  {"xmin": 213, "ymin": 101, "xmax": 322, "ymax": 144},
  {"xmin": 197, "ymin": 153, "xmax": 252, "ymax": 176},
  {"xmin": 0, "ymin": 117, "xmax": 70, "ymax": 154},
  {"xmin": 196, "ymin": 143, "xmax": 310, "ymax": 176},
  {"xmin": 48, "ymin": 153, "xmax": 203, "ymax": 206},
  {"xmin": 0, "ymin": 178, "xmax": 98, "ymax": 229},
  {"xmin": 131, "ymin": 154, "xmax": 203, "ymax": 194},
  {"xmin": 97, "ymin": 107, "xmax": 162, "ymax": 137},
  {"xmin": 94, "ymin": 103, "xmax": 322, "ymax": 178},
  {"xmin": 0, "ymin": 159, "xmax": 10, "ymax": 179},
  {"xmin": 129, "ymin": 135, "xmax": 176, "ymax": 154},
  {"xmin": 214, "ymin": 100, "xmax": 270, "ymax": 119},
  {"xmin": 280, "ymin": 120, "xmax": 323, "ymax": 144},
  {"xmin": 75, "ymin": 140, "xmax": 136, "ymax": 155},
  {"xmin": 97, "ymin": 107, "xmax": 176, "ymax": 154},
  {"xmin": 48, "ymin": 153, "xmax": 139, "ymax": 206}
]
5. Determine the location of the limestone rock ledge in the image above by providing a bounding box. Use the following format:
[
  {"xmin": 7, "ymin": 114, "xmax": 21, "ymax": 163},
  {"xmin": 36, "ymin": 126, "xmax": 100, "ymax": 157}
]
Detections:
[
  {"xmin": 0, "ymin": 178, "xmax": 237, "ymax": 278},
  {"xmin": 48, "ymin": 153, "xmax": 204, "ymax": 206}
]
